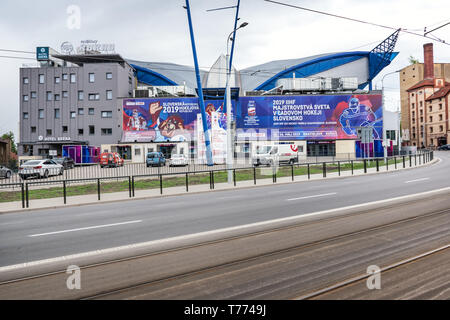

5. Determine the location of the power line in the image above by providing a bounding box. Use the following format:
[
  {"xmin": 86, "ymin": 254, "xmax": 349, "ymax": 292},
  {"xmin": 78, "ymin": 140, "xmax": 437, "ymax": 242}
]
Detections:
[
  {"xmin": 0, "ymin": 55, "xmax": 36, "ymax": 61},
  {"xmin": 264, "ymin": 0, "xmax": 449, "ymax": 45},
  {"xmin": 0, "ymin": 49, "xmax": 35, "ymax": 54}
]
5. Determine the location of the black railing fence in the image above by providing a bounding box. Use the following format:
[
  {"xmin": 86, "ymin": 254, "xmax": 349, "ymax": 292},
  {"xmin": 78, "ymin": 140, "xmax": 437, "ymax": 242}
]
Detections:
[{"xmin": 1, "ymin": 151, "xmax": 434, "ymax": 209}]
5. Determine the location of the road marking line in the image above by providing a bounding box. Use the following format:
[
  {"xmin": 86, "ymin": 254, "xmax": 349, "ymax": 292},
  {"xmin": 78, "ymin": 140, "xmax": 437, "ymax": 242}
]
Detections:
[
  {"xmin": 28, "ymin": 220, "xmax": 142, "ymax": 237},
  {"xmin": 1, "ymin": 187, "xmax": 449, "ymax": 272},
  {"xmin": 405, "ymin": 178, "xmax": 430, "ymax": 184},
  {"xmin": 287, "ymin": 193, "xmax": 337, "ymax": 201}
]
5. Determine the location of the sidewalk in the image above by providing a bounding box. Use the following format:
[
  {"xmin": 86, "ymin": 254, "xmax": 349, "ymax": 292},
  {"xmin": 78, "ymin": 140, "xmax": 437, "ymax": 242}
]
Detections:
[{"xmin": 0, "ymin": 158, "xmax": 437, "ymax": 213}]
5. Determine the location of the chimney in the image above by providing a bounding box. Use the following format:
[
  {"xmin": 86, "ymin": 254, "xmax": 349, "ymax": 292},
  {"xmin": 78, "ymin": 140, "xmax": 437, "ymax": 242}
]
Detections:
[{"xmin": 423, "ymin": 43, "xmax": 434, "ymax": 79}]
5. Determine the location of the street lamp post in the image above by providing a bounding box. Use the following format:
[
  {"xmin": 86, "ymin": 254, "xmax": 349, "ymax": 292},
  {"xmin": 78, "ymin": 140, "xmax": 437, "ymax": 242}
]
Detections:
[
  {"xmin": 381, "ymin": 70, "xmax": 400, "ymax": 161},
  {"xmin": 226, "ymin": 22, "xmax": 248, "ymax": 184}
]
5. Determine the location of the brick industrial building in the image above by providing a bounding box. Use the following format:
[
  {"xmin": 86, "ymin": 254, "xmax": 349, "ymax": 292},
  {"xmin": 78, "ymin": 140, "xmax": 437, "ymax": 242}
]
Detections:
[
  {"xmin": 404, "ymin": 43, "xmax": 450, "ymax": 148},
  {"xmin": 400, "ymin": 43, "xmax": 450, "ymax": 147}
]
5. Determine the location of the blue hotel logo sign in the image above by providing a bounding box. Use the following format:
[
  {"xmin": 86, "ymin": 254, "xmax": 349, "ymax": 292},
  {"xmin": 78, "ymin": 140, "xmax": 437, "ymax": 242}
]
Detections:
[{"xmin": 36, "ymin": 47, "xmax": 49, "ymax": 61}]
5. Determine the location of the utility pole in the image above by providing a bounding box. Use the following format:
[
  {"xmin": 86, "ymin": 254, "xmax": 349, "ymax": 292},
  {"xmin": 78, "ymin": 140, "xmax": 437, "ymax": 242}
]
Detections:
[
  {"xmin": 184, "ymin": 0, "xmax": 213, "ymax": 166},
  {"xmin": 381, "ymin": 70, "xmax": 400, "ymax": 161}
]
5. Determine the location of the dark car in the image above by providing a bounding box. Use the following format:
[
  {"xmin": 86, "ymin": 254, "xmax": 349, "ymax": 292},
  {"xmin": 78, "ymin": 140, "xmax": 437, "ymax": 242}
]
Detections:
[
  {"xmin": 437, "ymin": 144, "xmax": 450, "ymax": 150},
  {"xmin": 53, "ymin": 157, "xmax": 75, "ymax": 169},
  {"xmin": 0, "ymin": 165, "xmax": 12, "ymax": 179},
  {"xmin": 146, "ymin": 152, "xmax": 166, "ymax": 167}
]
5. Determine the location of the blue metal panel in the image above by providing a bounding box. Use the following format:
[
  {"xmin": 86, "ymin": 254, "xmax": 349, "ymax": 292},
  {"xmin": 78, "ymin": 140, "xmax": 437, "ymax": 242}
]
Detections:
[
  {"xmin": 255, "ymin": 52, "xmax": 368, "ymax": 91},
  {"xmin": 368, "ymin": 51, "xmax": 399, "ymax": 81},
  {"xmin": 131, "ymin": 64, "xmax": 178, "ymax": 86}
]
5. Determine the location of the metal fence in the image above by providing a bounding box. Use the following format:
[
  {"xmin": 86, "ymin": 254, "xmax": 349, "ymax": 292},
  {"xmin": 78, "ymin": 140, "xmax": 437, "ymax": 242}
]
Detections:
[
  {"xmin": 0, "ymin": 151, "xmax": 434, "ymax": 209},
  {"xmin": 0, "ymin": 151, "xmax": 428, "ymax": 189}
]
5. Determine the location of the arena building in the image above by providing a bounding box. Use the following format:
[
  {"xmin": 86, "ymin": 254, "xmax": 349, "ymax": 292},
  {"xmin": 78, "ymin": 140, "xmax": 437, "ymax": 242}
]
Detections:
[{"xmin": 19, "ymin": 32, "xmax": 400, "ymax": 163}]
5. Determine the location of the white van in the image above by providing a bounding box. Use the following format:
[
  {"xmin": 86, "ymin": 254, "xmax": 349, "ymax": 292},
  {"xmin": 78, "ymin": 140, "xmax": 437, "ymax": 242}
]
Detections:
[{"xmin": 252, "ymin": 144, "xmax": 299, "ymax": 166}]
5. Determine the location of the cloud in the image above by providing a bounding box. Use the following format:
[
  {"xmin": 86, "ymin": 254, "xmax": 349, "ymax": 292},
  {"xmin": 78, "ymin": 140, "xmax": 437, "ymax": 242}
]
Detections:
[{"xmin": 1, "ymin": 0, "xmax": 449, "ymax": 136}]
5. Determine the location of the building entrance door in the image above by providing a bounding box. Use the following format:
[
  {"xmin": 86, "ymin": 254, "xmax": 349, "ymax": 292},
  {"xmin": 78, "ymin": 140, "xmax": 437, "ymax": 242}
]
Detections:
[
  {"xmin": 158, "ymin": 144, "xmax": 176, "ymax": 159},
  {"xmin": 307, "ymin": 141, "xmax": 336, "ymax": 156}
]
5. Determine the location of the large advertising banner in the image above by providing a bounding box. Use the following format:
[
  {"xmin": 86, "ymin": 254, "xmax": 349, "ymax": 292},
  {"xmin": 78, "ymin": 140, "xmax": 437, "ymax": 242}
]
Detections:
[
  {"xmin": 236, "ymin": 94, "xmax": 383, "ymax": 141},
  {"xmin": 196, "ymin": 112, "xmax": 227, "ymax": 164},
  {"xmin": 122, "ymin": 98, "xmax": 232, "ymax": 142}
]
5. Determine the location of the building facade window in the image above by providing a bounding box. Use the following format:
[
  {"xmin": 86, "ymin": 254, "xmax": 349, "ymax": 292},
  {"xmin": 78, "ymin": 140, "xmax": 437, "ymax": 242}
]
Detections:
[
  {"xmin": 23, "ymin": 112, "xmax": 29, "ymax": 119},
  {"xmin": 63, "ymin": 73, "xmax": 68, "ymax": 81},
  {"xmin": 78, "ymin": 91, "xmax": 84, "ymax": 101},
  {"xmin": 70, "ymin": 111, "xmax": 76, "ymax": 118},
  {"xmin": 88, "ymin": 93, "xmax": 100, "ymax": 101},
  {"xmin": 38, "ymin": 109, "xmax": 44, "ymax": 119},
  {"xmin": 55, "ymin": 77, "xmax": 60, "ymax": 84},
  {"xmin": 23, "ymin": 77, "xmax": 29, "ymax": 84},
  {"xmin": 23, "ymin": 95, "xmax": 29, "ymax": 102},
  {"xmin": 78, "ymin": 129, "xmax": 84, "ymax": 135},
  {"xmin": 39, "ymin": 74, "xmax": 45, "ymax": 84},
  {"xmin": 101, "ymin": 111, "xmax": 112, "ymax": 118},
  {"xmin": 54, "ymin": 109, "xmax": 60, "ymax": 119},
  {"xmin": 106, "ymin": 72, "xmax": 113, "ymax": 80},
  {"xmin": 101, "ymin": 128, "xmax": 112, "ymax": 135},
  {"xmin": 88, "ymin": 108, "xmax": 95, "ymax": 115},
  {"xmin": 63, "ymin": 91, "xmax": 68, "ymax": 98},
  {"xmin": 47, "ymin": 92, "xmax": 52, "ymax": 101},
  {"xmin": 78, "ymin": 108, "xmax": 84, "ymax": 115},
  {"xmin": 106, "ymin": 90, "xmax": 113, "ymax": 100},
  {"xmin": 70, "ymin": 73, "xmax": 76, "ymax": 83},
  {"xmin": 31, "ymin": 127, "xmax": 36, "ymax": 133},
  {"xmin": 89, "ymin": 73, "xmax": 95, "ymax": 83},
  {"xmin": 54, "ymin": 94, "xmax": 60, "ymax": 101},
  {"xmin": 62, "ymin": 126, "xmax": 68, "ymax": 133},
  {"xmin": 89, "ymin": 126, "xmax": 95, "ymax": 135},
  {"xmin": 46, "ymin": 129, "xmax": 52, "ymax": 136},
  {"xmin": 31, "ymin": 91, "xmax": 37, "ymax": 99}
]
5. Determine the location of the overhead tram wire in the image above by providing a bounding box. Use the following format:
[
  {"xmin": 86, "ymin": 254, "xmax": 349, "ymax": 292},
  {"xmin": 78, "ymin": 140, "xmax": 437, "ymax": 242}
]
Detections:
[
  {"xmin": 0, "ymin": 55, "xmax": 36, "ymax": 60},
  {"xmin": 264, "ymin": 0, "xmax": 449, "ymax": 45},
  {"xmin": 0, "ymin": 48, "xmax": 35, "ymax": 54}
]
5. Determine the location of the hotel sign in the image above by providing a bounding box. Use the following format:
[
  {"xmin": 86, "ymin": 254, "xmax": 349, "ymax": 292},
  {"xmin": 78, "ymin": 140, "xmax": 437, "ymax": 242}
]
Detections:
[
  {"xmin": 36, "ymin": 47, "xmax": 50, "ymax": 61},
  {"xmin": 38, "ymin": 136, "xmax": 71, "ymax": 142}
]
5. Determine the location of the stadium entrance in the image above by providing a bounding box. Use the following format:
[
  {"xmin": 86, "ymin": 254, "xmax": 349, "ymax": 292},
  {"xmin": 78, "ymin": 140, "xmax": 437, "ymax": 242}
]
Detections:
[{"xmin": 307, "ymin": 141, "xmax": 336, "ymax": 156}]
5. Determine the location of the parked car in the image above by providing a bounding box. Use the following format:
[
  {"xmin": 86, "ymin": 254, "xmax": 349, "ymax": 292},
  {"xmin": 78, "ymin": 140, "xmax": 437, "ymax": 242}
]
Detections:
[
  {"xmin": 0, "ymin": 165, "xmax": 12, "ymax": 179},
  {"xmin": 146, "ymin": 152, "xmax": 166, "ymax": 167},
  {"xmin": 169, "ymin": 154, "xmax": 189, "ymax": 167},
  {"xmin": 19, "ymin": 159, "xmax": 63, "ymax": 179},
  {"xmin": 53, "ymin": 157, "xmax": 75, "ymax": 169},
  {"xmin": 100, "ymin": 152, "xmax": 124, "ymax": 168},
  {"xmin": 437, "ymin": 144, "xmax": 450, "ymax": 150}
]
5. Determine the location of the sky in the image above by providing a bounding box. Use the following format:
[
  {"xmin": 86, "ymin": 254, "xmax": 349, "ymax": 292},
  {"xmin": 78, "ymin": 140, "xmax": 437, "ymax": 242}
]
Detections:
[{"xmin": 1, "ymin": 0, "xmax": 449, "ymax": 140}]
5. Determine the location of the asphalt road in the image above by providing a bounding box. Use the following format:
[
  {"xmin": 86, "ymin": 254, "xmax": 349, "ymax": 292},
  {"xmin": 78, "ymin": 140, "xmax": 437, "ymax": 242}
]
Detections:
[
  {"xmin": 0, "ymin": 152, "xmax": 448, "ymax": 269},
  {"xmin": 1, "ymin": 190, "xmax": 448, "ymax": 299}
]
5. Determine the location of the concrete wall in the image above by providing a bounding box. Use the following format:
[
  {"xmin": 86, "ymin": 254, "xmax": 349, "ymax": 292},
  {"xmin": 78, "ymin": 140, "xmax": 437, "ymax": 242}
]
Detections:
[{"xmin": 335, "ymin": 140, "xmax": 355, "ymax": 159}]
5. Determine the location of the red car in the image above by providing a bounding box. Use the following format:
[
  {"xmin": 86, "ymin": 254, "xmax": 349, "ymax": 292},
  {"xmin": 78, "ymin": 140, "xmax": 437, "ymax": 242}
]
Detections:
[{"xmin": 100, "ymin": 152, "xmax": 124, "ymax": 168}]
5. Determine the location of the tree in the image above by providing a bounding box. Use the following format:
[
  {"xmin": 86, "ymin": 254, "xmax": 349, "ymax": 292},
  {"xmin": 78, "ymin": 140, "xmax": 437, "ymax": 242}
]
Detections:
[
  {"xmin": 408, "ymin": 55, "xmax": 419, "ymax": 65},
  {"xmin": 1, "ymin": 131, "xmax": 17, "ymax": 154}
]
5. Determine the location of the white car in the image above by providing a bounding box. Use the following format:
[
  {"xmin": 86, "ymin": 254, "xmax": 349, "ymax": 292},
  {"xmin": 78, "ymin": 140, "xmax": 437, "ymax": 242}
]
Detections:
[
  {"xmin": 19, "ymin": 159, "xmax": 64, "ymax": 179},
  {"xmin": 169, "ymin": 154, "xmax": 189, "ymax": 167}
]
